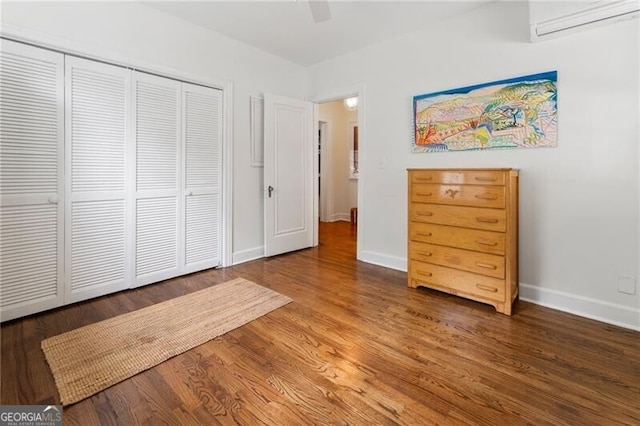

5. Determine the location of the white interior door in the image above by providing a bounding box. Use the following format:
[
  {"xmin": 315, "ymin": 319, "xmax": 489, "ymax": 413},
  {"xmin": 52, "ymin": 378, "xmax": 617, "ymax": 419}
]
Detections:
[
  {"xmin": 264, "ymin": 94, "xmax": 314, "ymax": 257},
  {"xmin": 0, "ymin": 40, "xmax": 65, "ymax": 321},
  {"xmin": 65, "ymin": 56, "xmax": 131, "ymax": 303},
  {"xmin": 133, "ymin": 72, "xmax": 181, "ymax": 286}
]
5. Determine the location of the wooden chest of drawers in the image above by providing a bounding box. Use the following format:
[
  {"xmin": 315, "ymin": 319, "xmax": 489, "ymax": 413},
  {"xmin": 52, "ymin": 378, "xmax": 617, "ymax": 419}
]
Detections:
[{"xmin": 407, "ymin": 168, "xmax": 519, "ymax": 315}]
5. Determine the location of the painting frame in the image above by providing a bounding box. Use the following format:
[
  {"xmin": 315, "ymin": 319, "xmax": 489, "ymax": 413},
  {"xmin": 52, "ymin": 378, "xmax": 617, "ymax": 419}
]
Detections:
[{"xmin": 412, "ymin": 71, "xmax": 558, "ymax": 153}]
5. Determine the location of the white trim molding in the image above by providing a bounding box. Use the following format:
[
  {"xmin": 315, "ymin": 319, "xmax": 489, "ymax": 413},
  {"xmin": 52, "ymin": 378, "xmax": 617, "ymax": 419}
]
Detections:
[
  {"xmin": 232, "ymin": 246, "xmax": 265, "ymax": 266},
  {"xmin": 359, "ymin": 250, "xmax": 406, "ymax": 272},
  {"xmin": 637, "ymin": 39, "xmax": 640, "ymax": 335},
  {"xmin": 221, "ymin": 84, "xmax": 234, "ymax": 267},
  {"xmin": 0, "ymin": 23, "xmax": 231, "ymax": 91},
  {"xmin": 366, "ymin": 249, "xmax": 640, "ymax": 331},
  {"xmin": 520, "ymin": 283, "xmax": 640, "ymax": 331},
  {"xmin": 326, "ymin": 213, "xmax": 350, "ymax": 222}
]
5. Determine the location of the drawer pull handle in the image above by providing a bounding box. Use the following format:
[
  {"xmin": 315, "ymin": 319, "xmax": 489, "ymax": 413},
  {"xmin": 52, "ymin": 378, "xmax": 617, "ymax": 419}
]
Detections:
[
  {"xmin": 418, "ymin": 271, "xmax": 433, "ymax": 277},
  {"xmin": 415, "ymin": 176, "xmax": 433, "ymax": 181},
  {"xmin": 476, "ymin": 284, "xmax": 498, "ymax": 292},
  {"xmin": 476, "ymin": 217, "xmax": 499, "ymax": 224},
  {"xmin": 476, "ymin": 262, "xmax": 497, "ymax": 270},
  {"xmin": 475, "ymin": 239, "xmax": 497, "ymax": 246},
  {"xmin": 417, "ymin": 212, "xmax": 433, "ymax": 217},
  {"xmin": 475, "ymin": 194, "xmax": 498, "ymax": 200},
  {"xmin": 416, "ymin": 251, "xmax": 432, "ymax": 257},
  {"xmin": 474, "ymin": 176, "xmax": 498, "ymax": 182},
  {"xmin": 417, "ymin": 232, "xmax": 433, "ymax": 237},
  {"xmin": 417, "ymin": 192, "xmax": 433, "ymax": 197}
]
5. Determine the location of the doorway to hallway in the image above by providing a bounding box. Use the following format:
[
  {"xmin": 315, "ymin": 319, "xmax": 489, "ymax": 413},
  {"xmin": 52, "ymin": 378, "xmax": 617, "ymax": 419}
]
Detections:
[
  {"xmin": 317, "ymin": 98, "xmax": 358, "ymax": 240},
  {"xmin": 318, "ymin": 221, "xmax": 356, "ymax": 258}
]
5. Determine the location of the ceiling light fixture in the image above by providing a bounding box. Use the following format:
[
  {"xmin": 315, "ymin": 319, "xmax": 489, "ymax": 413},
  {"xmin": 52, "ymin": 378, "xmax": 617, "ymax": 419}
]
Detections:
[{"xmin": 344, "ymin": 97, "xmax": 358, "ymax": 111}]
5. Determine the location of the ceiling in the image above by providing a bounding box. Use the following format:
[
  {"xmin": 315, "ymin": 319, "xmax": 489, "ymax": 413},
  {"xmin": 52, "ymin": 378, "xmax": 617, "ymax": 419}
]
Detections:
[{"xmin": 148, "ymin": 1, "xmax": 494, "ymax": 67}]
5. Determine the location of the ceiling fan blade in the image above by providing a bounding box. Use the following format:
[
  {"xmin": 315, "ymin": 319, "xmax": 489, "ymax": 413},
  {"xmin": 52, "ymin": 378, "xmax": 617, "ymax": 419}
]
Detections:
[{"xmin": 309, "ymin": 0, "xmax": 331, "ymax": 23}]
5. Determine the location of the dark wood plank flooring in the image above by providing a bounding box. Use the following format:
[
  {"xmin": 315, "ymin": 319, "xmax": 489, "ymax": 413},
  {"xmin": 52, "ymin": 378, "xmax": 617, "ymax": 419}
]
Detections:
[{"xmin": 2, "ymin": 221, "xmax": 639, "ymax": 425}]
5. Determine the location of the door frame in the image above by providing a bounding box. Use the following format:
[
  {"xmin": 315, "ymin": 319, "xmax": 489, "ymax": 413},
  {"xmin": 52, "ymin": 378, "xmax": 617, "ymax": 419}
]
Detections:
[
  {"xmin": 318, "ymin": 120, "xmax": 331, "ymax": 222},
  {"xmin": 310, "ymin": 84, "xmax": 365, "ymax": 259}
]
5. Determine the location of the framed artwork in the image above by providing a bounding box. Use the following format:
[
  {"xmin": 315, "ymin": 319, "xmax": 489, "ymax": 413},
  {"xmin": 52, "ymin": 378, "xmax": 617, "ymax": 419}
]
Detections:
[{"xmin": 412, "ymin": 71, "xmax": 557, "ymax": 153}]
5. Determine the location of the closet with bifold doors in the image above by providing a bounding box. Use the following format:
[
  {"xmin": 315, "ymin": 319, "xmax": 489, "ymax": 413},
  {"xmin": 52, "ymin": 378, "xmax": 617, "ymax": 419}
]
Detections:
[{"xmin": 0, "ymin": 39, "xmax": 223, "ymax": 322}]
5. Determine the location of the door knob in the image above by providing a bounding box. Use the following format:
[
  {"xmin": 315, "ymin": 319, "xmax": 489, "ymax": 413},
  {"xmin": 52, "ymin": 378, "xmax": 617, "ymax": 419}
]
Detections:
[
  {"xmin": 268, "ymin": 186, "xmax": 274, "ymax": 198},
  {"xmin": 48, "ymin": 196, "xmax": 59, "ymax": 204}
]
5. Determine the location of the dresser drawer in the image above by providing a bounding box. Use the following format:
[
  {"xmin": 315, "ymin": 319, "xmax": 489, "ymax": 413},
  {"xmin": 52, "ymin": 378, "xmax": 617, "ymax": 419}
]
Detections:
[
  {"xmin": 410, "ymin": 170, "xmax": 506, "ymax": 186},
  {"xmin": 410, "ymin": 203, "xmax": 506, "ymax": 232},
  {"xmin": 410, "ymin": 242, "xmax": 505, "ymax": 279},
  {"xmin": 411, "ymin": 184, "xmax": 505, "ymax": 209},
  {"xmin": 409, "ymin": 222, "xmax": 505, "ymax": 255},
  {"xmin": 410, "ymin": 260, "xmax": 506, "ymax": 302}
]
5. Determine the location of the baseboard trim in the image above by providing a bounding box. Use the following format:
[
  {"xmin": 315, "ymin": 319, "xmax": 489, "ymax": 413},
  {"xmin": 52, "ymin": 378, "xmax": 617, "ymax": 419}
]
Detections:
[
  {"xmin": 232, "ymin": 246, "xmax": 264, "ymax": 266},
  {"xmin": 520, "ymin": 283, "xmax": 640, "ymax": 331},
  {"xmin": 326, "ymin": 213, "xmax": 351, "ymax": 222},
  {"xmin": 359, "ymin": 250, "xmax": 407, "ymax": 272},
  {"xmin": 354, "ymin": 253, "xmax": 640, "ymax": 330},
  {"xmin": 242, "ymin": 247, "xmax": 640, "ymax": 330}
]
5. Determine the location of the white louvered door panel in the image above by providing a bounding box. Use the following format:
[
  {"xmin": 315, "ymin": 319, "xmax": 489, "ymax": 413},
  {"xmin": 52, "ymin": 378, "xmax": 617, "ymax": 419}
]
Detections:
[
  {"xmin": 0, "ymin": 40, "xmax": 64, "ymax": 321},
  {"xmin": 134, "ymin": 72, "xmax": 180, "ymax": 286},
  {"xmin": 183, "ymin": 83, "xmax": 222, "ymax": 273},
  {"xmin": 65, "ymin": 57, "xmax": 131, "ymax": 303}
]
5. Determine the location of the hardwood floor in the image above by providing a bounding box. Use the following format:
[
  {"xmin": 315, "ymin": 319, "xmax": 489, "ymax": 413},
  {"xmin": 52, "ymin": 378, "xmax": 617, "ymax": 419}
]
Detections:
[{"xmin": 2, "ymin": 221, "xmax": 639, "ymax": 425}]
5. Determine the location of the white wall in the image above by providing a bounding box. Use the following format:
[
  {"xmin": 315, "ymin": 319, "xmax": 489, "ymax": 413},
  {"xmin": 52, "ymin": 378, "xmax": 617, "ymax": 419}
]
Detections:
[
  {"xmin": 0, "ymin": 2, "xmax": 309, "ymax": 266},
  {"xmin": 318, "ymin": 100, "xmax": 358, "ymax": 221},
  {"xmin": 2, "ymin": 1, "xmax": 638, "ymax": 329},
  {"xmin": 309, "ymin": 1, "xmax": 640, "ymax": 329}
]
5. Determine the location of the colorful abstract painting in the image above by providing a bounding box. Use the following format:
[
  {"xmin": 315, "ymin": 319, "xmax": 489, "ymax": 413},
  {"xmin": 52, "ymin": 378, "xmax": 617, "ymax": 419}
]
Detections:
[{"xmin": 412, "ymin": 71, "xmax": 557, "ymax": 153}]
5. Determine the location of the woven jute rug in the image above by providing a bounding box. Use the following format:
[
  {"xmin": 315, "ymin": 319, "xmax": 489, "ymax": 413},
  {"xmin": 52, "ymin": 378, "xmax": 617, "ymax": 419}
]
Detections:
[{"xmin": 41, "ymin": 277, "xmax": 291, "ymax": 406}]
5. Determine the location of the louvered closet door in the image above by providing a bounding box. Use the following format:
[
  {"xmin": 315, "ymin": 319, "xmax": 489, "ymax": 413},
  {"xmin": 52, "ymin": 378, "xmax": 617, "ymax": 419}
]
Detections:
[
  {"xmin": 0, "ymin": 40, "xmax": 64, "ymax": 321},
  {"xmin": 133, "ymin": 72, "xmax": 181, "ymax": 286},
  {"xmin": 65, "ymin": 57, "xmax": 131, "ymax": 303},
  {"xmin": 182, "ymin": 83, "xmax": 222, "ymax": 273}
]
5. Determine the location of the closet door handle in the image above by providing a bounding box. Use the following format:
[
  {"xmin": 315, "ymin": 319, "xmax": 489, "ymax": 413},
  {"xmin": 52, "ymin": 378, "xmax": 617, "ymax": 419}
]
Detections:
[
  {"xmin": 268, "ymin": 186, "xmax": 274, "ymax": 198},
  {"xmin": 48, "ymin": 196, "xmax": 59, "ymax": 204}
]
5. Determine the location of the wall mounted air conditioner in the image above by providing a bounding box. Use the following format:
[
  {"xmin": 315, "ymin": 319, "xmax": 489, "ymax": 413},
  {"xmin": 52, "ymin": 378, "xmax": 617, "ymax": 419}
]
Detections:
[{"xmin": 530, "ymin": 0, "xmax": 640, "ymax": 42}]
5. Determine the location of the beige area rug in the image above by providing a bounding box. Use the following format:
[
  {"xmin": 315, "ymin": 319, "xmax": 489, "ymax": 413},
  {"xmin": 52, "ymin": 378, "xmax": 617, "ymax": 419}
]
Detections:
[{"xmin": 41, "ymin": 278, "xmax": 292, "ymax": 406}]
